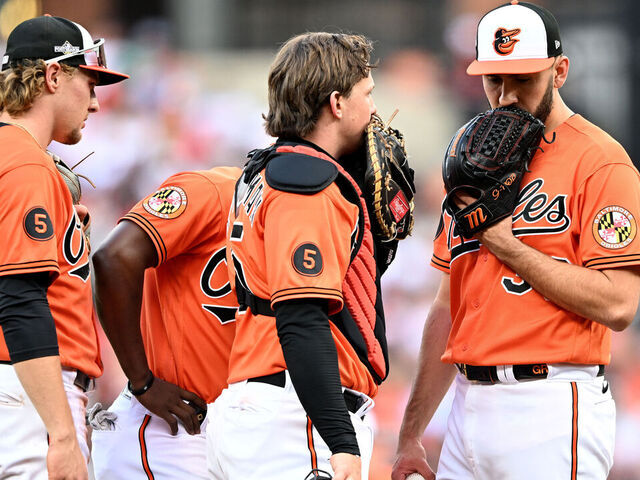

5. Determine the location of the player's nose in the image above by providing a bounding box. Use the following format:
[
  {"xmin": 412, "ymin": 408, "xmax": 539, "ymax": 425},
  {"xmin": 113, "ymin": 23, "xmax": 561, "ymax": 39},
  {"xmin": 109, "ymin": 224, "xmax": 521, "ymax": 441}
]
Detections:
[
  {"xmin": 89, "ymin": 93, "xmax": 100, "ymax": 113},
  {"xmin": 498, "ymin": 85, "xmax": 518, "ymax": 107}
]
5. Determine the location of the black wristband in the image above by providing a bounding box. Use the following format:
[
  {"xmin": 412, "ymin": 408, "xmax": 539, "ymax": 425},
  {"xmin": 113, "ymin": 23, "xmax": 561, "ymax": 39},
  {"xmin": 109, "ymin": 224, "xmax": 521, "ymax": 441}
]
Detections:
[{"xmin": 128, "ymin": 372, "xmax": 154, "ymax": 396}]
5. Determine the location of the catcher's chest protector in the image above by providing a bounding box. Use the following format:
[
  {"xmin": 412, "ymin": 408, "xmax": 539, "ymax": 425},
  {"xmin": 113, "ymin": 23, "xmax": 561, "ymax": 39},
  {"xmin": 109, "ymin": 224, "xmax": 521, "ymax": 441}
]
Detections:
[{"xmin": 240, "ymin": 143, "xmax": 389, "ymax": 383}]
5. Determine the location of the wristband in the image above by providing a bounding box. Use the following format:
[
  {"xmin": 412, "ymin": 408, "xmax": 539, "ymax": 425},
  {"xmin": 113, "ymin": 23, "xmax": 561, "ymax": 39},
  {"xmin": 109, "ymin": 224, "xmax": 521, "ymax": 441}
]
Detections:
[{"xmin": 128, "ymin": 372, "xmax": 154, "ymax": 396}]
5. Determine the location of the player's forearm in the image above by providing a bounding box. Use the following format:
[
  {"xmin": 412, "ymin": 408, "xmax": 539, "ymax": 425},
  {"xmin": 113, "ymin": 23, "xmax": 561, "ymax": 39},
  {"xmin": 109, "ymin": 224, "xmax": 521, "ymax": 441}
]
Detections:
[
  {"xmin": 92, "ymin": 242, "xmax": 151, "ymax": 385},
  {"xmin": 276, "ymin": 300, "xmax": 360, "ymax": 456},
  {"xmin": 13, "ymin": 356, "xmax": 77, "ymax": 443},
  {"xmin": 398, "ymin": 279, "xmax": 456, "ymax": 445},
  {"xmin": 487, "ymin": 235, "xmax": 640, "ymax": 330}
]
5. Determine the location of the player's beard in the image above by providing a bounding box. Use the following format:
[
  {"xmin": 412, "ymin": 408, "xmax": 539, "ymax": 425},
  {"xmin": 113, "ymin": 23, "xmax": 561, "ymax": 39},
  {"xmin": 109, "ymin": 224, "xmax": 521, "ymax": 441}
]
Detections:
[
  {"xmin": 533, "ymin": 76, "xmax": 554, "ymax": 123},
  {"xmin": 61, "ymin": 127, "xmax": 83, "ymax": 145}
]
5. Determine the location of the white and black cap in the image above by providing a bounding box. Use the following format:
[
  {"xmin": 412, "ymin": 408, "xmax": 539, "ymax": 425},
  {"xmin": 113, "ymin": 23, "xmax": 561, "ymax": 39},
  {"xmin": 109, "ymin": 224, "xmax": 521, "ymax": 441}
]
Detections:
[
  {"xmin": 467, "ymin": 0, "xmax": 562, "ymax": 75},
  {"xmin": 2, "ymin": 15, "xmax": 129, "ymax": 85}
]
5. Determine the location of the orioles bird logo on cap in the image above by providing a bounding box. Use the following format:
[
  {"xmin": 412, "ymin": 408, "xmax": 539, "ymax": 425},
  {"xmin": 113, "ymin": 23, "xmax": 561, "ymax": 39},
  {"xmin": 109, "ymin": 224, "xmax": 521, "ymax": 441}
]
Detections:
[{"xmin": 494, "ymin": 27, "xmax": 521, "ymax": 55}]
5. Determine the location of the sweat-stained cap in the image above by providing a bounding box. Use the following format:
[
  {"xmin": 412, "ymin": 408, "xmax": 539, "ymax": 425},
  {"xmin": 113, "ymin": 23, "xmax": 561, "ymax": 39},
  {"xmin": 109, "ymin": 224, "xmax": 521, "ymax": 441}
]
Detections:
[
  {"xmin": 467, "ymin": 0, "xmax": 562, "ymax": 75},
  {"xmin": 1, "ymin": 15, "xmax": 129, "ymax": 85}
]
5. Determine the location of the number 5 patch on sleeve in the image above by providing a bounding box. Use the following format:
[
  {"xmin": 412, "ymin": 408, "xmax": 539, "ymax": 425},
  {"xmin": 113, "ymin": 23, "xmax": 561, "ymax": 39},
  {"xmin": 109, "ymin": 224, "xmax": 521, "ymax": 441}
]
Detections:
[
  {"xmin": 292, "ymin": 243, "xmax": 323, "ymax": 276},
  {"xmin": 23, "ymin": 207, "xmax": 54, "ymax": 241}
]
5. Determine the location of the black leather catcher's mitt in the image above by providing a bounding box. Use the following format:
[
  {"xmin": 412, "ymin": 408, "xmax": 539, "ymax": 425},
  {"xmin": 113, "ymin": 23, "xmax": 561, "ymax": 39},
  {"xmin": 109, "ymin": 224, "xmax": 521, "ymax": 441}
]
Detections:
[
  {"xmin": 364, "ymin": 113, "xmax": 416, "ymax": 241},
  {"xmin": 442, "ymin": 106, "xmax": 545, "ymax": 239}
]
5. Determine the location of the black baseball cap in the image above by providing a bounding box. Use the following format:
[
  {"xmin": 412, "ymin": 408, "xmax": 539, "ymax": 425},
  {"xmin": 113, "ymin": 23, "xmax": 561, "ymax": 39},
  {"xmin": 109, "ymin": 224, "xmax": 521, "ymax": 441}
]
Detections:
[
  {"xmin": 2, "ymin": 15, "xmax": 129, "ymax": 85},
  {"xmin": 467, "ymin": 0, "xmax": 562, "ymax": 75}
]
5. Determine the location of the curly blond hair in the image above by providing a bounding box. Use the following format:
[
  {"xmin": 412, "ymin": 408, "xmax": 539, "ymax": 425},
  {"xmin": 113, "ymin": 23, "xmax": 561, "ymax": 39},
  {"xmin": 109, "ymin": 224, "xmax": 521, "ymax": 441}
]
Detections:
[{"xmin": 0, "ymin": 59, "xmax": 75, "ymax": 116}]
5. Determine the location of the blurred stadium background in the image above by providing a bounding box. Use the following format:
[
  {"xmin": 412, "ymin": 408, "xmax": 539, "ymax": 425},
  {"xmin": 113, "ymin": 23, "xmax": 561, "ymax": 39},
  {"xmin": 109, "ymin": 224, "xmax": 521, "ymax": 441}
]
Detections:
[{"xmin": 2, "ymin": 0, "xmax": 640, "ymax": 478}]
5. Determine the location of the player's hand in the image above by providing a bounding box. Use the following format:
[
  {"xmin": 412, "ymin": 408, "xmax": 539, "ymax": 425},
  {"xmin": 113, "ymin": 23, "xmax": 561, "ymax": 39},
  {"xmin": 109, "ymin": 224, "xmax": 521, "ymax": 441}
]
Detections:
[
  {"xmin": 453, "ymin": 191, "xmax": 517, "ymax": 252},
  {"xmin": 47, "ymin": 435, "xmax": 88, "ymax": 479},
  {"xmin": 136, "ymin": 377, "xmax": 207, "ymax": 435},
  {"xmin": 391, "ymin": 437, "xmax": 435, "ymax": 480},
  {"xmin": 330, "ymin": 452, "xmax": 361, "ymax": 480},
  {"xmin": 73, "ymin": 204, "xmax": 91, "ymax": 252}
]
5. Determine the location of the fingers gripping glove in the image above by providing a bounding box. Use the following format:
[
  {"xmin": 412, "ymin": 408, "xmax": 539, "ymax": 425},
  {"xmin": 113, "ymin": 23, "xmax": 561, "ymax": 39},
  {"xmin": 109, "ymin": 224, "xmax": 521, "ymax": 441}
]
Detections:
[
  {"xmin": 364, "ymin": 113, "xmax": 416, "ymax": 241},
  {"xmin": 442, "ymin": 106, "xmax": 545, "ymax": 239}
]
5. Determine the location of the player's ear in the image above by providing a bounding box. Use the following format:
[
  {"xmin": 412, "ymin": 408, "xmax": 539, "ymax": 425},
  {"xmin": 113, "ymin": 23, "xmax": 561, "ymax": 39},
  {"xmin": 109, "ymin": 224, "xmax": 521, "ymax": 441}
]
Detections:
[
  {"xmin": 553, "ymin": 55, "xmax": 569, "ymax": 89},
  {"xmin": 44, "ymin": 62, "xmax": 63, "ymax": 93},
  {"xmin": 328, "ymin": 91, "xmax": 343, "ymax": 119}
]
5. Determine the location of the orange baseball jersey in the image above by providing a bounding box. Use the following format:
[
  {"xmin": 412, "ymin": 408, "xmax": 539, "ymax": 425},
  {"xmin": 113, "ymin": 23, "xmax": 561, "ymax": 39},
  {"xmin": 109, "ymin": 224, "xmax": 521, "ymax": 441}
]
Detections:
[
  {"xmin": 432, "ymin": 114, "xmax": 640, "ymax": 366},
  {"xmin": 0, "ymin": 124, "xmax": 100, "ymax": 377},
  {"xmin": 226, "ymin": 147, "xmax": 379, "ymax": 397},
  {"xmin": 121, "ymin": 166, "xmax": 241, "ymax": 403}
]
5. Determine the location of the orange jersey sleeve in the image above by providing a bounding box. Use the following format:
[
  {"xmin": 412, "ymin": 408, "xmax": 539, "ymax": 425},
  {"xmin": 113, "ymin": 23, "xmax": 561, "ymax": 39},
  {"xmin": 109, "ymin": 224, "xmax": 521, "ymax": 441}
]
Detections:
[
  {"xmin": 575, "ymin": 163, "xmax": 640, "ymax": 269},
  {"xmin": 432, "ymin": 201, "xmax": 452, "ymax": 273},
  {"xmin": 120, "ymin": 166, "xmax": 241, "ymax": 402},
  {"xmin": 264, "ymin": 188, "xmax": 358, "ymax": 312},
  {"xmin": 0, "ymin": 164, "xmax": 61, "ymax": 277},
  {"xmin": 124, "ymin": 167, "xmax": 241, "ymax": 264}
]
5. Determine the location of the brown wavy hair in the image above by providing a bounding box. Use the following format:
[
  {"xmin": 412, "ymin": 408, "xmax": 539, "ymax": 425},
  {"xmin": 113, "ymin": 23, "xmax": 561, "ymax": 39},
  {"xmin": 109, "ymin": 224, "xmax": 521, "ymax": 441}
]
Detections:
[
  {"xmin": 264, "ymin": 32, "xmax": 374, "ymax": 138},
  {"xmin": 0, "ymin": 59, "xmax": 75, "ymax": 116}
]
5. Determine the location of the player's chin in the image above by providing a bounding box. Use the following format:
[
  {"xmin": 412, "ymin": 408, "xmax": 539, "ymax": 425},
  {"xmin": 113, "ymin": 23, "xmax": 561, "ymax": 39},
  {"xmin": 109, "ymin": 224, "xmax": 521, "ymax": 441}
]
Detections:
[{"xmin": 59, "ymin": 129, "xmax": 83, "ymax": 146}]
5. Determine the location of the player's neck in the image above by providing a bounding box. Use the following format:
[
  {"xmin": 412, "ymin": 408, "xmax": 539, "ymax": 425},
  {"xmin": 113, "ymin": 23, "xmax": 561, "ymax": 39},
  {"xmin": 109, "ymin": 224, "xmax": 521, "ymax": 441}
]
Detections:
[
  {"xmin": 0, "ymin": 109, "xmax": 52, "ymax": 149},
  {"xmin": 544, "ymin": 95, "xmax": 574, "ymax": 133}
]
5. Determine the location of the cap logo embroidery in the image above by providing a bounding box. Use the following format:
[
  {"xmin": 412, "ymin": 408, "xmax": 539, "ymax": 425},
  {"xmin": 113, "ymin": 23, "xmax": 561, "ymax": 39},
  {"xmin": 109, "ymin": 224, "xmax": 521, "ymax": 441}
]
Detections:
[
  {"xmin": 54, "ymin": 41, "xmax": 80, "ymax": 55},
  {"xmin": 555, "ymin": 40, "xmax": 561, "ymax": 49},
  {"xmin": 493, "ymin": 27, "xmax": 521, "ymax": 55}
]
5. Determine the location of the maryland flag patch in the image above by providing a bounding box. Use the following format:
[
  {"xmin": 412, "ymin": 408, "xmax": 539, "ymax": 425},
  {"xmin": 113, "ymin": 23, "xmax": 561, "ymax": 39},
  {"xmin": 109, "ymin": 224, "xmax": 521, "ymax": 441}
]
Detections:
[
  {"xmin": 592, "ymin": 206, "xmax": 636, "ymax": 249},
  {"xmin": 143, "ymin": 186, "xmax": 187, "ymax": 219}
]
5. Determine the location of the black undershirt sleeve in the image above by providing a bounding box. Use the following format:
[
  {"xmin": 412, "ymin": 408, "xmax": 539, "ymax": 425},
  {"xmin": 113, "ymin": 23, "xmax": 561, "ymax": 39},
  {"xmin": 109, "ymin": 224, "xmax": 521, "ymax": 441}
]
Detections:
[
  {"xmin": 0, "ymin": 273, "xmax": 59, "ymax": 363},
  {"xmin": 275, "ymin": 298, "xmax": 360, "ymax": 456}
]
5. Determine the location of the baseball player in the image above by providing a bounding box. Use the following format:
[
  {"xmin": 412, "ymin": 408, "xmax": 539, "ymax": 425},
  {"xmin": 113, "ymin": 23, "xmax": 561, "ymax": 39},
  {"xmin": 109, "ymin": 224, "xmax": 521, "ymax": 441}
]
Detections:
[
  {"xmin": 0, "ymin": 15, "xmax": 128, "ymax": 480},
  {"xmin": 392, "ymin": 2, "xmax": 640, "ymax": 480},
  {"xmin": 208, "ymin": 32, "xmax": 389, "ymax": 480},
  {"xmin": 90, "ymin": 166, "xmax": 241, "ymax": 479}
]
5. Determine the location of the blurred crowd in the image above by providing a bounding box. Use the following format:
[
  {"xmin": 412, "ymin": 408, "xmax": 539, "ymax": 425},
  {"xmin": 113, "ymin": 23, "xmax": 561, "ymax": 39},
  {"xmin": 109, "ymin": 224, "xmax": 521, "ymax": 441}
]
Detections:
[{"xmin": 12, "ymin": 10, "xmax": 640, "ymax": 480}]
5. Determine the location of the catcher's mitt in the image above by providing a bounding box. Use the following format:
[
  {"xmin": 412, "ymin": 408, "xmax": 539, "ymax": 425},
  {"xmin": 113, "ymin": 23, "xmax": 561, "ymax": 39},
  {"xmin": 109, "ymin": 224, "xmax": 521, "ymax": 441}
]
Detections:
[
  {"xmin": 364, "ymin": 112, "xmax": 416, "ymax": 241},
  {"xmin": 48, "ymin": 151, "xmax": 94, "ymax": 250},
  {"xmin": 49, "ymin": 151, "xmax": 82, "ymax": 204},
  {"xmin": 442, "ymin": 106, "xmax": 545, "ymax": 239}
]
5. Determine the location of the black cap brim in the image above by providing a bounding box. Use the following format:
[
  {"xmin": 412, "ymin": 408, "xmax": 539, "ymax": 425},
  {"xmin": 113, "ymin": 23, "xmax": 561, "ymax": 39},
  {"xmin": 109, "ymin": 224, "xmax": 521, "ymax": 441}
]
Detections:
[{"xmin": 79, "ymin": 65, "xmax": 129, "ymax": 86}]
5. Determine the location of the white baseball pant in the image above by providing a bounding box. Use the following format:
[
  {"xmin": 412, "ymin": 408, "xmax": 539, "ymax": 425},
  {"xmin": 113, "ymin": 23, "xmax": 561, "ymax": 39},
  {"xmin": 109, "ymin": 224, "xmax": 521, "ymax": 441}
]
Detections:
[
  {"xmin": 0, "ymin": 364, "xmax": 90, "ymax": 479},
  {"xmin": 207, "ymin": 371, "xmax": 374, "ymax": 480},
  {"xmin": 91, "ymin": 386, "xmax": 209, "ymax": 479},
  {"xmin": 436, "ymin": 364, "xmax": 615, "ymax": 480}
]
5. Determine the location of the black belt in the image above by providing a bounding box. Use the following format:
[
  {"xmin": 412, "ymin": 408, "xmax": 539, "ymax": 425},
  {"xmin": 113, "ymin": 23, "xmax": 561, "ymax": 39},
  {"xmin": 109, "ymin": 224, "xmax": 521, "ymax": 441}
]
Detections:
[
  {"xmin": 247, "ymin": 371, "xmax": 366, "ymax": 414},
  {"xmin": 2, "ymin": 363, "xmax": 93, "ymax": 392},
  {"xmin": 73, "ymin": 370, "xmax": 94, "ymax": 392},
  {"xmin": 456, "ymin": 363, "xmax": 605, "ymax": 384}
]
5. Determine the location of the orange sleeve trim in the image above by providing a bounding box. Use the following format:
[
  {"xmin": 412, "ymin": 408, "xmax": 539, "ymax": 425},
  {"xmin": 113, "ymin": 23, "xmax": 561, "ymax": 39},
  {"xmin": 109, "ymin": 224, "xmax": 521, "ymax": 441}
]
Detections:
[
  {"xmin": 121, "ymin": 213, "xmax": 167, "ymax": 265},
  {"xmin": 0, "ymin": 260, "xmax": 59, "ymax": 276},
  {"xmin": 584, "ymin": 253, "xmax": 640, "ymax": 269},
  {"xmin": 430, "ymin": 255, "xmax": 450, "ymax": 271},
  {"xmin": 271, "ymin": 287, "xmax": 343, "ymax": 307}
]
